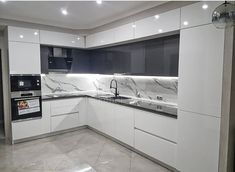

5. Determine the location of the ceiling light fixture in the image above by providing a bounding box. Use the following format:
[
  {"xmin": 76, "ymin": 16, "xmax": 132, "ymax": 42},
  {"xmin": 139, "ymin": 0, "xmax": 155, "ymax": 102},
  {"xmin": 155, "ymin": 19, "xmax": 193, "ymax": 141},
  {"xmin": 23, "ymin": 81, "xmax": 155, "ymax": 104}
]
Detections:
[
  {"xmin": 212, "ymin": 1, "xmax": 235, "ymax": 29},
  {"xmin": 202, "ymin": 4, "xmax": 209, "ymax": 10},
  {"xmin": 77, "ymin": 37, "xmax": 80, "ymax": 40},
  {"xmin": 71, "ymin": 41, "xmax": 75, "ymax": 43},
  {"xmin": 158, "ymin": 29, "xmax": 163, "ymax": 33},
  {"xmin": 19, "ymin": 35, "xmax": 24, "ymax": 39},
  {"xmin": 61, "ymin": 8, "xmax": 68, "ymax": 15},
  {"xmin": 132, "ymin": 24, "xmax": 136, "ymax": 28},
  {"xmin": 183, "ymin": 21, "xmax": 189, "ymax": 26},
  {"xmin": 96, "ymin": 0, "xmax": 102, "ymax": 5},
  {"xmin": 34, "ymin": 32, "xmax": 38, "ymax": 35},
  {"xmin": 154, "ymin": 15, "xmax": 160, "ymax": 19},
  {"xmin": 1, "ymin": 0, "xmax": 6, "ymax": 3}
]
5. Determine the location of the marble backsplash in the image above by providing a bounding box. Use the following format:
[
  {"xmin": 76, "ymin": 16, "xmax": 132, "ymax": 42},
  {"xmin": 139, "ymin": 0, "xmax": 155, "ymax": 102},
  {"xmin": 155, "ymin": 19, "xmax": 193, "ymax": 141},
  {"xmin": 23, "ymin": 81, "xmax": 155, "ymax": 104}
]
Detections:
[{"xmin": 41, "ymin": 74, "xmax": 178, "ymax": 104}]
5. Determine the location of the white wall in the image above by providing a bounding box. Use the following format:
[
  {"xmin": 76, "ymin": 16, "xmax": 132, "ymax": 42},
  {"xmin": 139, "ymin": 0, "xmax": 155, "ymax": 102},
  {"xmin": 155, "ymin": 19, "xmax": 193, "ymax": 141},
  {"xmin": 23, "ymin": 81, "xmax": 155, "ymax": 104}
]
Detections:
[{"xmin": 0, "ymin": 34, "xmax": 3, "ymax": 123}]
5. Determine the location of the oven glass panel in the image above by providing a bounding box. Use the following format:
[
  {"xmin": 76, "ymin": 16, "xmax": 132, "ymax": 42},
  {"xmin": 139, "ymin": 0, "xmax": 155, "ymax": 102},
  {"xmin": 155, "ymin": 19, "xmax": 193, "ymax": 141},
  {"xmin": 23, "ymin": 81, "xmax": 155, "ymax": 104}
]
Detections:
[{"xmin": 17, "ymin": 98, "xmax": 40, "ymax": 115}]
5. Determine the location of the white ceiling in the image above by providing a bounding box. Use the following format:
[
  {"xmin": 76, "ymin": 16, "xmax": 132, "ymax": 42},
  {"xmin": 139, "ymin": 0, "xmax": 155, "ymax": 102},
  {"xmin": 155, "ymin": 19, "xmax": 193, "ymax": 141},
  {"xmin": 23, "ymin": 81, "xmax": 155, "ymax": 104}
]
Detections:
[{"xmin": 0, "ymin": 1, "xmax": 166, "ymax": 30}]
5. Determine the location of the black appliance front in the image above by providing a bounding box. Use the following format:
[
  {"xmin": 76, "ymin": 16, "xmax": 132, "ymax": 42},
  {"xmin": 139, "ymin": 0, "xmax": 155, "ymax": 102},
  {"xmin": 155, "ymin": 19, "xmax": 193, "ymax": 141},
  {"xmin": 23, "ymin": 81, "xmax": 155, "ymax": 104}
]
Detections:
[
  {"xmin": 11, "ymin": 94, "xmax": 42, "ymax": 121},
  {"xmin": 10, "ymin": 75, "xmax": 41, "ymax": 92}
]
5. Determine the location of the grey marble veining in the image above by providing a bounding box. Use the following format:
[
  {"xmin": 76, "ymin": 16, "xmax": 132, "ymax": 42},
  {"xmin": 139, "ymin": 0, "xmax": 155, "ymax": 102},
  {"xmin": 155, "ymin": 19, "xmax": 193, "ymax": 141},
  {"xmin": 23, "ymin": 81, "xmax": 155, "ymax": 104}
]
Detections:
[{"xmin": 41, "ymin": 74, "xmax": 178, "ymax": 104}]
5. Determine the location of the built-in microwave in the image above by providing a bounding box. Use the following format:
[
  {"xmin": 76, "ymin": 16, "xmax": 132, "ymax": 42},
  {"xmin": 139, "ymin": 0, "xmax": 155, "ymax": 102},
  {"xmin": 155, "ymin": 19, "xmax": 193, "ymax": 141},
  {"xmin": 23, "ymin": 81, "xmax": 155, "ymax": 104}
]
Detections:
[{"xmin": 10, "ymin": 75, "xmax": 42, "ymax": 121}]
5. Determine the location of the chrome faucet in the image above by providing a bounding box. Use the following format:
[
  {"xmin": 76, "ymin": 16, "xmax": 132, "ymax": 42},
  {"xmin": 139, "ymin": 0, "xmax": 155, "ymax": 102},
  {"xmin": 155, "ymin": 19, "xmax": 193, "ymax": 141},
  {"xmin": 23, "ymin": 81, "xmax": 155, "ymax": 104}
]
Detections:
[{"xmin": 110, "ymin": 79, "xmax": 119, "ymax": 97}]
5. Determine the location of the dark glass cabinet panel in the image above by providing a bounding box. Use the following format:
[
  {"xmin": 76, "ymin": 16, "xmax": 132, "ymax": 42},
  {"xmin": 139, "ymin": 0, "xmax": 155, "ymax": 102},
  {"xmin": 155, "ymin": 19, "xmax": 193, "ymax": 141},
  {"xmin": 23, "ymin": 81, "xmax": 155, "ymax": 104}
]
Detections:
[{"xmin": 40, "ymin": 34, "xmax": 179, "ymax": 76}]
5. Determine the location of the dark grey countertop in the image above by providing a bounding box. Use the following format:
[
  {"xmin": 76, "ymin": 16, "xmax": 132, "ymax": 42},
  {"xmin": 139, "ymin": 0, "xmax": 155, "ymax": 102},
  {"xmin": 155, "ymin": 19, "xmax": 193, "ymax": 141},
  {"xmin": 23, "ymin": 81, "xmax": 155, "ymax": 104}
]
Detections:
[{"xmin": 42, "ymin": 93, "xmax": 177, "ymax": 118}]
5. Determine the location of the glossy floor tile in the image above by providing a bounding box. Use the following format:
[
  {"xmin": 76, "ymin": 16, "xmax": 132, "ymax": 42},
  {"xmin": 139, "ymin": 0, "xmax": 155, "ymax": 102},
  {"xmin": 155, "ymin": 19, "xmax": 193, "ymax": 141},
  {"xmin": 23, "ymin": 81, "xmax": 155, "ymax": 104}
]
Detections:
[{"xmin": 0, "ymin": 129, "xmax": 171, "ymax": 172}]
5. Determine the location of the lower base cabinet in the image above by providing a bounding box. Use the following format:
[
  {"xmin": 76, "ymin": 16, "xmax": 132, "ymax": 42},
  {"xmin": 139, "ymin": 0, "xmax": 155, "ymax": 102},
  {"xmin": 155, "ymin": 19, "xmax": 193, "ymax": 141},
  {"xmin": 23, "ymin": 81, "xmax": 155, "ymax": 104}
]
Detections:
[
  {"xmin": 134, "ymin": 129, "xmax": 177, "ymax": 168},
  {"xmin": 87, "ymin": 98, "xmax": 134, "ymax": 146}
]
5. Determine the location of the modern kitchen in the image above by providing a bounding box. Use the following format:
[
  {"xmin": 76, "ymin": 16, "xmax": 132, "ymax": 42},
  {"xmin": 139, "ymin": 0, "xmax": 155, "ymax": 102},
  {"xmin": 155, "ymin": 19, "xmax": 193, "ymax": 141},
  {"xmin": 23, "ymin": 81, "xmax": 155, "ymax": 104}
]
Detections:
[{"xmin": 0, "ymin": 1, "xmax": 234, "ymax": 172}]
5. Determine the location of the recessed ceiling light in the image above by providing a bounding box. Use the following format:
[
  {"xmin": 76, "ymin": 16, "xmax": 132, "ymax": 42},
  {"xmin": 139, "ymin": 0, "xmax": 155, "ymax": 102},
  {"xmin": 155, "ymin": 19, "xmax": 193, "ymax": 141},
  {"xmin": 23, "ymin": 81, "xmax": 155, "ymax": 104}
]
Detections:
[
  {"xmin": 96, "ymin": 0, "xmax": 102, "ymax": 5},
  {"xmin": 132, "ymin": 24, "xmax": 136, "ymax": 28},
  {"xmin": 202, "ymin": 4, "xmax": 208, "ymax": 10},
  {"xmin": 77, "ymin": 37, "xmax": 80, "ymax": 40},
  {"xmin": 183, "ymin": 21, "xmax": 189, "ymax": 26},
  {"xmin": 154, "ymin": 15, "xmax": 160, "ymax": 19},
  {"xmin": 61, "ymin": 8, "xmax": 68, "ymax": 15},
  {"xmin": 1, "ymin": 0, "xmax": 6, "ymax": 3},
  {"xmin": 71, "ymin": 41, "xmax": 75, "ymax": 43},
  {"xmin": 158, "ymin": 29, "xmax": 163, "ymax": 33},
  {"xmin": 34, "ymin": 32, "xmax": 38, "ymax": 35},
  {"xmin": 19, "ymin": 35, "xmax": 24, "ymax": 39}
]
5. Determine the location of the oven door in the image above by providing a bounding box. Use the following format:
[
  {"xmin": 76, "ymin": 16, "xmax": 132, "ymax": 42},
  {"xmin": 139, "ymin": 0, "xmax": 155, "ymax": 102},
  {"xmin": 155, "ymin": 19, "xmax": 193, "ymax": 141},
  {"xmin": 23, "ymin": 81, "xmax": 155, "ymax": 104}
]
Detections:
[{"xmin": 11, "ymin": 96, "xmax": 42, "ymax": 121}]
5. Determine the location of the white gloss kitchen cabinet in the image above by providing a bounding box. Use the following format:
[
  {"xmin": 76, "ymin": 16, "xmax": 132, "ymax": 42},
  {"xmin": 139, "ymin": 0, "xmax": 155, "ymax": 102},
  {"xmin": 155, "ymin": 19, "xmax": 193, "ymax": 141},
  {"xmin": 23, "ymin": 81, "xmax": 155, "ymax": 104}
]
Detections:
[
  {"xmin": 40, "ymin": 30, "xmax": 85, "ymax": 48},
  {"xmin": 134, "ymin": 9, "xmax": 180, "ymax": 39},
  {"xmin": 8, "ymin": 26, "xmax": 41, "ymax": 74},
  {"xmin": 180, "ymin": 1, "xmax": 222, "ymax": 29},
  {"xmin": 87, "ymin": 98, "xmax": 134, "ymax": 146},
  {"xmin": 177, "ymin": 24, "xmax": 224, "ymax": 172}
]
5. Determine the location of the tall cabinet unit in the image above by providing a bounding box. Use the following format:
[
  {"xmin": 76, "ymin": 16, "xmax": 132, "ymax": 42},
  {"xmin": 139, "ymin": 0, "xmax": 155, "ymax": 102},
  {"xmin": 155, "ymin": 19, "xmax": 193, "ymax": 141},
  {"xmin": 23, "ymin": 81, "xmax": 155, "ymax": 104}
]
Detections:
[
  {"xmin": 8, "ymin": 26, "xmax": 41, "ymax": 74},
  {"xmin": 177, "ymin": 9, "xmax": 224, "ymax": 172}
]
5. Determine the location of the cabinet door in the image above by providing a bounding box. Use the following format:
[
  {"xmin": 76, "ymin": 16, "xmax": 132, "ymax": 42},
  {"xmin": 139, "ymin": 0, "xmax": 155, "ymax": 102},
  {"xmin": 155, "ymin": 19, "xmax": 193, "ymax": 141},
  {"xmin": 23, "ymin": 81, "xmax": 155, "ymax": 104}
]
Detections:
[
  {"xmin": 135, "ymin": 9, "xmax": 180, "ymax": 39},
  {"xmin": 177, "ymin": 110, "xmax": 220, "ymax": 172},
  {"xmin": 8, "ymin": 26, "xmax": 39, "ymax": 43},
  {"xmin": 114, "ymin": 105, "xmax": 134, "ymax": 146},
  {"xmin": 114, "ymin": 23, "xmax": 134, "ymax": 43},
  {"xmin": 181, "ymin": 1, "xmax": 222, "ymax": 29},
  {"xmin": 41, "ymin": 101, "xmax": 51, "ymax": 134},
  {"xmin": 40, "ymin": 30, "xmax": 85, "ymax": 48},
  {"xmin": 178, "ymin": 24, "xmax": 224, "ymax": 117},
  {"xmin": 86, "ymin": 29, "xmax": 115, "ymax": 48},
  {"xmin": 9, "ymin": 41, "xmax": 41, "ymax": 74}
]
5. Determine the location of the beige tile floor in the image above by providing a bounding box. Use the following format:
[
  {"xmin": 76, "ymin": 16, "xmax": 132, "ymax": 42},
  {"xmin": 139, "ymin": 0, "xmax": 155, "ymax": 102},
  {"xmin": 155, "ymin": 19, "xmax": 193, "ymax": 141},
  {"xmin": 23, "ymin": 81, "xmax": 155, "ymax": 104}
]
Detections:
[{"xmin": 0, "ymin": 129, "xmax": 171, "ymax": 172}]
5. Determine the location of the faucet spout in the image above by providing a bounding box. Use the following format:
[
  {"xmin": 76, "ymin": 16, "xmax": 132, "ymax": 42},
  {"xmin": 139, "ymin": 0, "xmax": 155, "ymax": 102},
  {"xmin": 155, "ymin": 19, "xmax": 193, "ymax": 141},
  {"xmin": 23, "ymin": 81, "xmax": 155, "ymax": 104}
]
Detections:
[{"xmin": 110, "ymin": 79, "xmax": 119, "ymax": 97}]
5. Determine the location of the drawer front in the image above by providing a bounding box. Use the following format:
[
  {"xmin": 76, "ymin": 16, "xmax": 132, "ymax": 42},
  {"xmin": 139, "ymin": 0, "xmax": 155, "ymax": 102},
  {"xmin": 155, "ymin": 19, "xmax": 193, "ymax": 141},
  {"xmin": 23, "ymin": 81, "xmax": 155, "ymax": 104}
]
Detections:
[
  {"xmin": 50, "ymin": 98, "xmax": 80, "ymax": 116},
  {"xmin": 135, "ymin": 129, "xmax": 176, "ymax": 168},
  {"xmin": 135, "ymin": 110, "xmax": 177, "ymax": 142},
  {"xmin": 51, "ymin": 113, "xmax": 79, "ymax": 132}
]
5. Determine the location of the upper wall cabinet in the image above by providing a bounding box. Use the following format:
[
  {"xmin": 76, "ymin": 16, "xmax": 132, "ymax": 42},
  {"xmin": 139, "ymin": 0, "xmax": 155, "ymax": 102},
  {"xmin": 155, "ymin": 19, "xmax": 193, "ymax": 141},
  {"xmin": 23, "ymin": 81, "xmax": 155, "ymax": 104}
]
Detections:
[
  {"xmin": 135, "ymin": 9, "xmax": 180, "ymax": 39},
  {"xmin": 114, "ymin": 23, "xmax": 135, "ymax": 43},
  {"xmin": 40, "ymin": 30, "xmax": 85, "ymax": 48},
  {"xmin": 181, "ymin": 1, "xmax": 222, "ymax": 29},
  {"xmin": 8, "ymin": 26, "xmax": 39, "ymax": 43},
  {"xmin": 9, "ymin": 42, "xmax": 41, "ymax": 74},
  {"xmin": 86, "ymin": 29, "xmax": 115, "ymax": 48}
]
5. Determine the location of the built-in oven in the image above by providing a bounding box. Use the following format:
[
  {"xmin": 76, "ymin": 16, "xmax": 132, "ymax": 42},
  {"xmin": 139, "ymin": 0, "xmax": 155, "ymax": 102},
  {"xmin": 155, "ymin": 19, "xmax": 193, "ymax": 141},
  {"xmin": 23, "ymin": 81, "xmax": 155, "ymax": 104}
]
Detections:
[{"xmin": 10, "ymin": 75, "xmax": 42, "ymax": 121}]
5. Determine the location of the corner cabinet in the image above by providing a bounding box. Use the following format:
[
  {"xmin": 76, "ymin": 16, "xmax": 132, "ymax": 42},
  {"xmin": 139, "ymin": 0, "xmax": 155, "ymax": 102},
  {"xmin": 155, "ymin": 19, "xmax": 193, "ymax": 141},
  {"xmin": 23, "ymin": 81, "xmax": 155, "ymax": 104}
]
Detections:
[
  {"xmin": 8, "ymin": 26, "xmax": 41, "ymax": 74},
  {"xmin": 40, "ymin": 30, "xmax": 85, "ymax": 48}
]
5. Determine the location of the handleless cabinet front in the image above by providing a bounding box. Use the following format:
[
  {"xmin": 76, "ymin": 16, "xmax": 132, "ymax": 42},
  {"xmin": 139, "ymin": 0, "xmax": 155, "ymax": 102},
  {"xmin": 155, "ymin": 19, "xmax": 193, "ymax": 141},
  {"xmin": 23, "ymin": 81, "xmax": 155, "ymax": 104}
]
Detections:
[{"xmin": 9, "ymin": 41, "xmax": 41, "ymax": 74}]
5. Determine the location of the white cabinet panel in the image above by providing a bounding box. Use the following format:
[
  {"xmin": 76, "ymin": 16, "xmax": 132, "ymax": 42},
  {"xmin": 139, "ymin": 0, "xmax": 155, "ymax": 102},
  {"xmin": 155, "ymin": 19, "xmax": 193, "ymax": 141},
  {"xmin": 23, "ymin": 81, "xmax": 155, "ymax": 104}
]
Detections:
[
  {"xmin": 114, "ymin": 105, "xmax": 134, "ymax": 146},
  {"xmin": 114, "ymin": 23, "xmax": 134, "ymax": 43},
  {"xmin": 86, "ymin": 29, "xmax": 115, "ymax": 48},
  {"xmin": 135, "ymin": 129, "xmax": 176, "ymax": 168},
  {"xmin": 8, "ymin": 26, "xmax": 39, "ymax": 43},
  {"xmin": 135, "ymin": 110, "xmax": 177, "ymax": 142},
  {"xmin": 51, "ymin": 113, "xmax": 79, "ymax": 132},
  {"xmin": 181, "ymin": 1, "xmax": 222, "ymax": 29},
  {"xmin": 9, "ymin": 41, "xmax": 41, "ymax": 74},
  {"xmin": 50, "ymin": 98, "xmax": 81, "ymax": 116},
  {"xmin": 135, "ymin": 9, "xmax": 180, "ymax": 39},
  {"xmin": 178, "ymin": 24, "xmax": 224, "ymax": 117},
  {"xmin": 41, "ymin": 101, "xmax": 51, "ymax": 134},
  {"xmin": 40, "ymin": 30, "xmax": 85, "ymax": 48},
  {"xmin": 177, "ymin": 110, "xmax": 220, "ymax": 172}
]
